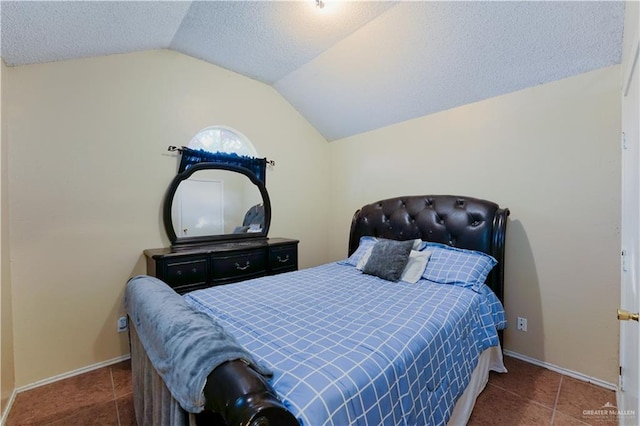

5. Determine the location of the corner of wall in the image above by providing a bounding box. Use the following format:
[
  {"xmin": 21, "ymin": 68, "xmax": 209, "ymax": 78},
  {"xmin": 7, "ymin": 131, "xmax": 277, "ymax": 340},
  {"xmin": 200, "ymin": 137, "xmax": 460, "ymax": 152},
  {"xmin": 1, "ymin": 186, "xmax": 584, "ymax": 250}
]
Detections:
[{"xmin": 0, "ymin": 57, "xmax": 17, "ymax": 421}]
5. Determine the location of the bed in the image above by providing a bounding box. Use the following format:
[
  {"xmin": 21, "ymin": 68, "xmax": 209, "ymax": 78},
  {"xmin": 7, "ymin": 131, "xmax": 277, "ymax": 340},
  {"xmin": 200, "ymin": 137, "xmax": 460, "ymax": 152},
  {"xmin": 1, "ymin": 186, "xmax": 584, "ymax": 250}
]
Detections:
[{"xmin": 125, "ymin": 194, "xmax": 510, "ymax": 426}]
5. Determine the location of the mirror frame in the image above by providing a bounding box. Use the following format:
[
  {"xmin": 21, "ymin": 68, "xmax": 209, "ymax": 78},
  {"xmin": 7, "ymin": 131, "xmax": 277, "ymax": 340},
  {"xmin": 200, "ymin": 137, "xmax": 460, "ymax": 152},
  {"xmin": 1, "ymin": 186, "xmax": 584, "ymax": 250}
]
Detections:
[{"xmin": 163, "ymin": 162, "xmax": 271, "ymax": 248}]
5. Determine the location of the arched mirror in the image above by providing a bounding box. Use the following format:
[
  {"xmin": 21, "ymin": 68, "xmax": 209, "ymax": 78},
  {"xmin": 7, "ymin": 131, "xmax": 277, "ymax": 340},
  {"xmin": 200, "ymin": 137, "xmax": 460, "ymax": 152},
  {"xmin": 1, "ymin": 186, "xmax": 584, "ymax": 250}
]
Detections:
[{"xmin": 163, "ymin": 162, "xmax": 271, "ymax": 248}]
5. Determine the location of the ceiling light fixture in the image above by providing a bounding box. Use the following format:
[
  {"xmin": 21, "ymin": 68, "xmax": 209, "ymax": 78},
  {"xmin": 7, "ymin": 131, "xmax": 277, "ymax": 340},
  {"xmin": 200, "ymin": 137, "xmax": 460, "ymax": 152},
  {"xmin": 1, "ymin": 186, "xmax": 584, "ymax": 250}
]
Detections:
[{"xmin": 315, "ymin": 0, "xmax": 325, "ymax": 9}]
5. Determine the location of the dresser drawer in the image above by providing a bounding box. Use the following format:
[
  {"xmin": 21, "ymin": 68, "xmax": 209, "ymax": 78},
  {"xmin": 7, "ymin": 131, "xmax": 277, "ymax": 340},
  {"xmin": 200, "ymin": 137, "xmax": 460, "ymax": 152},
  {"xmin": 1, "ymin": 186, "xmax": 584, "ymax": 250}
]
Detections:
[
  {"xmin": 145, "ymin": 238, "xmax": 298, "ymax": 293},
  {"xmin": 211, "ymin": 249, "xmax": 267, "ymax": 282},
  {"xmin": 269, "ymin": 244, "xmax": 298, "ymax": 273},
  {"xmin": 164, "ymin": 257, "xmax": 208, "ymax": 287}
]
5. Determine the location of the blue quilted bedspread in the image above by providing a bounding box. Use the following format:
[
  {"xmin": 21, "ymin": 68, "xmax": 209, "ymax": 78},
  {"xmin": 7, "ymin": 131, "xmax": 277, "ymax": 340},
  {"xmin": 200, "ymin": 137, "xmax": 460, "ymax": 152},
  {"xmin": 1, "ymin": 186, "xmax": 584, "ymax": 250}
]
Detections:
[{"xmin": 185, "ymin": 262, "xmax": 506, "ymax": 426}]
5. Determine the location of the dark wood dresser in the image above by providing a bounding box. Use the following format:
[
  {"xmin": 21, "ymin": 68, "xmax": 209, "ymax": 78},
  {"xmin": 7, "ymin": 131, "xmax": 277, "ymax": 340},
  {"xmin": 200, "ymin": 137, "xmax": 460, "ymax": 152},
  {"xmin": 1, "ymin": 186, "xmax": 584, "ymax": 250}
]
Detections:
[{"xmin": 144, "ymin": 237, "xmax": 299, "ymax": 294}]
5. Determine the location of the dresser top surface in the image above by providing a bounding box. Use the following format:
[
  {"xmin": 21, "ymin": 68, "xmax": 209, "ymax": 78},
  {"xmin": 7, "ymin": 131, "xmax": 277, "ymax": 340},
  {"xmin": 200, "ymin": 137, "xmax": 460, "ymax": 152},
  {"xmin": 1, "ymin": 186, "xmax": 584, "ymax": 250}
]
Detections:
[{"xmin": 144, "ymin": 237, "xmax": 298, "ymax": 258}]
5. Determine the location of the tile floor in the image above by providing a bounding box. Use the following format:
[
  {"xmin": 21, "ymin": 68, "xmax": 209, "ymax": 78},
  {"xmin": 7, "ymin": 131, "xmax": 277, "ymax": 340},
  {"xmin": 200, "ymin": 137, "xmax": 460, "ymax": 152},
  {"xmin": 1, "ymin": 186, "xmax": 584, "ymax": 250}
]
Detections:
[
  {"xmin": 5, "ymin": 355, "xmax": 617, "ymax": 426},
  {"xmin": 5, "ymin": 360, "xmax": 135, "ymax": 426},
  {"xmin": 468, "ymin": 356, "xmax": 618, "ymax": 426}
]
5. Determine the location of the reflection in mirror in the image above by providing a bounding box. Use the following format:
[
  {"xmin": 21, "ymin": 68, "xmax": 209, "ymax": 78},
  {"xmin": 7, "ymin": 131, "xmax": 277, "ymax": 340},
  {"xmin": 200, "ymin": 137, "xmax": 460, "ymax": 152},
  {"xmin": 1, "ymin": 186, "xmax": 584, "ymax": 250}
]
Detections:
[
  {"xmin": 171, "ymin": 169, "xmax": 264, "ymax": 237},
  {"xmin": 163, "ymin": 163, "xmax": 271, "ymax": 248}
]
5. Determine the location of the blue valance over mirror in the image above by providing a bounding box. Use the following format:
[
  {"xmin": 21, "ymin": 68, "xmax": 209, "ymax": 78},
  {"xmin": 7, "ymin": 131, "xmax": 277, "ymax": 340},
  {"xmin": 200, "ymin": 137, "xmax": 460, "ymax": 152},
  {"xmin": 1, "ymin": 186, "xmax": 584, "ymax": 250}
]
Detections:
[{"xmin": 175, "ymin": 146, "xmax": 268, "ymax": 184}]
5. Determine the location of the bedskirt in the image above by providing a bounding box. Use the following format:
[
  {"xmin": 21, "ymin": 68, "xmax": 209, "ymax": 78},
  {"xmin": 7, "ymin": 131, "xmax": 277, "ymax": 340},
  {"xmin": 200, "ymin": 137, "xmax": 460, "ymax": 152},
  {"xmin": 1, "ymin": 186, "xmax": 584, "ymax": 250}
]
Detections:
[
  {"xmin": 130, "ymin": 324, "xmax": 196, "ymax": 426},
  {"xmin": 447, "ymin": 344, "xmax": 506, "ymax": 425}
]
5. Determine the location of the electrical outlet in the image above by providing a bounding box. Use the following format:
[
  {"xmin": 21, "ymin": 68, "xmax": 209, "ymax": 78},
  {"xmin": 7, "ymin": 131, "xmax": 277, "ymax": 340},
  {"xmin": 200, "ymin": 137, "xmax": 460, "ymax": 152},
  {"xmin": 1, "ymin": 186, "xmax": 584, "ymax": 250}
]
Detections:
[
  {"xmin": 517, "ymin": 317, "xmax": 527, "ymax": 332},
  {"xmin": 117, "ymin": 316, "xmax": 128, "ymax": 333}
]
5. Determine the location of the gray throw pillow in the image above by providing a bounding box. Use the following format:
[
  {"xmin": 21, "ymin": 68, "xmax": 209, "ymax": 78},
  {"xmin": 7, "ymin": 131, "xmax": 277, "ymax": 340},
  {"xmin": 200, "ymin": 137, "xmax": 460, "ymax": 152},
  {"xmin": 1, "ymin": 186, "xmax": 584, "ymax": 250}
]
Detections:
[{"xmin": 362, "ymin": 239, "xmax": 414, "ymax": 282}]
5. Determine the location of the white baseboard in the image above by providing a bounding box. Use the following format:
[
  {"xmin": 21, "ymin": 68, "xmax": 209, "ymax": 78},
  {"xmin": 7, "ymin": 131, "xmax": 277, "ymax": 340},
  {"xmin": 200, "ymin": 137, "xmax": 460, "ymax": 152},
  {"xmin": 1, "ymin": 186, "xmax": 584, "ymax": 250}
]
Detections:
[
  {"xmin": 503, "ymin": 350, "xmax": 617, "ymax": 391},
  {"xmin": 1, "ymin": 389, "xmax": 18, "ymax": 426},
  {"xmin": 16, "ymin": 354, "xmax": 131, "ymax": 393}
]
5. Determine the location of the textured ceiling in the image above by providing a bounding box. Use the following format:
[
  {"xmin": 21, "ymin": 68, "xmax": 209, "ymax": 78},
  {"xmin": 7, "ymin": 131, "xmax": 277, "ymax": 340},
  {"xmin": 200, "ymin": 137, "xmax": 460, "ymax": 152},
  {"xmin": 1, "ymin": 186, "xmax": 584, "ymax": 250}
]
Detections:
[{"xmin": 0, "ymin": 1, "xmax": 626, "ymax": 141}]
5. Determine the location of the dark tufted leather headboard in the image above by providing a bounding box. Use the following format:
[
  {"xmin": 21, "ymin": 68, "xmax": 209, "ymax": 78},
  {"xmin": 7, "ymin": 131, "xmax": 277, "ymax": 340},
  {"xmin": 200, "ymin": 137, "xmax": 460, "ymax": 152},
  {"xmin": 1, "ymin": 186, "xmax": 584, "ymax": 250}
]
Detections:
[{"xmin": 348, "ymin": 195, "xmax": 510, "ymax": 303}]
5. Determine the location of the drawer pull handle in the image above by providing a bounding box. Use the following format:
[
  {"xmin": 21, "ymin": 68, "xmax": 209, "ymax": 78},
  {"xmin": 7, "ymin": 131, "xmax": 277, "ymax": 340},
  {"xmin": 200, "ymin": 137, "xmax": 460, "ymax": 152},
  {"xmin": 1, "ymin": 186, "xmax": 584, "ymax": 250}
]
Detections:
[
  {"xmin": 277, "ymin": 255, "xmax": 290, "ymax": 263},
  {"xmin": 176, "ymin": 268, "xmax": 199, "ymax": 276},
  {"xmin": 235, "ymin": 261, "xmax": 251, "ymax": 270}
]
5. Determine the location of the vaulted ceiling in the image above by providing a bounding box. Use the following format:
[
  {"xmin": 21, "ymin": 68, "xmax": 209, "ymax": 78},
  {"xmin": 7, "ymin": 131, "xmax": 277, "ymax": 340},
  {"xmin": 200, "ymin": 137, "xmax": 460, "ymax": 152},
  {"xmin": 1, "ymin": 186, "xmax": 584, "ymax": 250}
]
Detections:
[{"xmin": 0, "ymin": 1, "xmax": 626, "ymax": 141}]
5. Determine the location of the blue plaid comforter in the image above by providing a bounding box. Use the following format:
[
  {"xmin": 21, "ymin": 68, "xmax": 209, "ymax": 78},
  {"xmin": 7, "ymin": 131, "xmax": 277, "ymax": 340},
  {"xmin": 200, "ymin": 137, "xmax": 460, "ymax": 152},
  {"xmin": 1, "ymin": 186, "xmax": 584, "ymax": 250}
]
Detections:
[{"xmin": 185, "ymin": 262, "xmax": 506, "ymax": 426}]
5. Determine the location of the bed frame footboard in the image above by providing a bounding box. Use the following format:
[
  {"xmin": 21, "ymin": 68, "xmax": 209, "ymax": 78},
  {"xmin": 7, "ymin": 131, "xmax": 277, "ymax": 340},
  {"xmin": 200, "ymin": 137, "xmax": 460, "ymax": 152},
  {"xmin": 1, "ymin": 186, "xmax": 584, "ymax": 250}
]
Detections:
[{"xmin": 202, "ymin": 360, "xmax": 299, "ymax": 426}]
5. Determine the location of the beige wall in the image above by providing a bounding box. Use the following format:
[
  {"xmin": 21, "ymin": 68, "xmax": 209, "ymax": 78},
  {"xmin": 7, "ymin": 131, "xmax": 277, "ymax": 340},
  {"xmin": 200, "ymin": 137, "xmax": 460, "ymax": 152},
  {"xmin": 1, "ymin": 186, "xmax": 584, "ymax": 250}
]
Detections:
[
  {"xmin": 1, "ymin": 59, "xmax": 16, "ymax": 416},
  {"xmin": 5, "ymin": 50, "xmax": 330, "ymax": 387},
  {"xmin": 328, "ymin": 65, "xmax": 622, "ymax": 384}
]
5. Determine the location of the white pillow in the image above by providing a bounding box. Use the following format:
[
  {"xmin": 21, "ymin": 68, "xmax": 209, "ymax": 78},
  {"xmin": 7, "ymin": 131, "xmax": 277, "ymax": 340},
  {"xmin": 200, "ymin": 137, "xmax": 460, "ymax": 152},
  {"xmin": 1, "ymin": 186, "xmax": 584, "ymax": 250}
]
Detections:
[
  {"xmin": 400, "ymin": 250, "xmax": 431, "ymax": 283},
  {"xmin": 411, "ymin": 239, "xmax": 426, "ymax": 250}
]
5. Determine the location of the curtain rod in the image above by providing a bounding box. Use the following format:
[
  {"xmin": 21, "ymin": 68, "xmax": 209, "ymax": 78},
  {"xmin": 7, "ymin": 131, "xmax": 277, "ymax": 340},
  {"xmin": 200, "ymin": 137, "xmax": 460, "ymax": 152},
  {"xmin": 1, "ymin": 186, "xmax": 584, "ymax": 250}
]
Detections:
[{"xmin": 167, "ymin": 146, "xmax": 275, "ymax": 167}]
